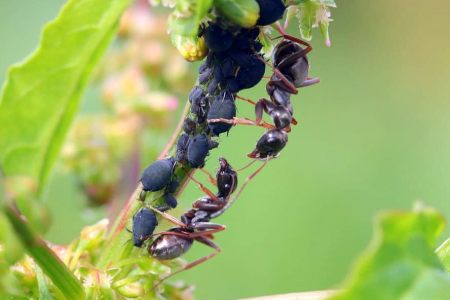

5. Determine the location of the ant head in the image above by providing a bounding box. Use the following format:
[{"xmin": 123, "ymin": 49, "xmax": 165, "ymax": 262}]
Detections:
[
  {"xmin": 217, "ymin": 157, "xmax": 238, "ymax": 197},
  {"xmin": 218, "ymin": 157, "xmax": 229, "ymax": 169}
]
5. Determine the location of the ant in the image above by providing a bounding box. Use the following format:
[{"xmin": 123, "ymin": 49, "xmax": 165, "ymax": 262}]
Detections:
[
  {"xmin": 140, "ymin": 157, "xmax": 269, "ymax": 293},
  {"xmin": 209, "ymin": 35, "xmax": 320, "ymax": 132}
]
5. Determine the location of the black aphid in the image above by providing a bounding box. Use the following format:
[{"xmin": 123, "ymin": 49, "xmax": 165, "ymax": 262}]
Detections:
[
  {"xmin": 187, "ymin": 134, "xmax": 218, "ymax": 168},
  {"xmin": 132, "ymin": 207, "xmax": 158, "ymax": 248},
  {"xmin": 207, "ymin": 91, "xmax": 236, "ymax": 136}
]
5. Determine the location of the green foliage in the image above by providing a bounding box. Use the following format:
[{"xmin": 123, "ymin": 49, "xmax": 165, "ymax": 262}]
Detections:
[
  {"xmin": 35, "ymin": 265, "xmax": 55, "ymax": 300},
  {"xmin": 329, "ymin": 204, "xmax": 450, "ymax": 300},
  {"xmin": 4, "ymin": 205, "xmax": 85, "ymax": 300},
  {"xmin": 285, "ymin": 0, "xmax": 336, "ymax": 45},
  {"xmin": 0, "ymin": 0, "xmax": 133, "ymax": 194},
  {"xmin": 436, "ymin": 238, "xmax": 450, "ymax": 274},
  {"xmin": 167, "ymin": 0, "xmax": 214, "ymax": 37},
  {"xmin": 213, "ymin": 0, "xmax": 259, "ymax": 28},
  {"xmin": 166, "ymin": 0, "xmax": 260, "ymax": 38}
]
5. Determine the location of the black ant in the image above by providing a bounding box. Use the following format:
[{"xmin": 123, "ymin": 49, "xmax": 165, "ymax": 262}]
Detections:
[
  {"xmin": 140, "ymin": 157, "xmax": 269, "ymax": 293},
  {"xmin": 209, "ymin": 36, "xmax": 320, "ymax": 132}
]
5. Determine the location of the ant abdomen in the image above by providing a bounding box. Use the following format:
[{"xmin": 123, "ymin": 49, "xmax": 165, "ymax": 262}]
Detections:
[{"xmin": 148, "ymin": 228, "xmax": 194, "ymax": 260}]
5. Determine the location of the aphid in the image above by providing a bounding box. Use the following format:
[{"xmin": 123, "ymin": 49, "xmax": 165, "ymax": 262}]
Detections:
[
  {"xmin": 207, "ymin": 91, "xmax": 236, "ymax": 136},
  {"xmin": 139, "ymin": 157, "xmax": 177, "ymax": 201},
  {"xmin": 235, "ymin": 57, "xmax": 266, "ymax": 90},
  {"xmin": 255, "ymin": 0, "xmax": 286, "ymax": 26},
  {"xmin": 182, "ymin": 117, "xmax": 196, "ymax": 135},
  {"xmin": 198, "ymin": 61, "xmax": 208, "ymax": 74},
  {"xmin": 207, "ymin": 78, "xmax": 219, "ymax": 95},
  {"xmin": 163, "ymin": 178, "xmax": 180, "ymax": 208},
  {"xmin": 247, "ymin": 129, "xmax": 288, "ymax": 159},
  {"xmin": 221, "ymin": 59, "xmax": 235, "ymax": 79},
  {"xmin": 176, "ymin": 134, "xmax": 190, "ymax": 163},
  {"xmin": 209, "ymin": 37, "xmax": 320, "ymax": 132},
  {"xmin": 187, "ymin": 133, "xmax": 219, "ymax": 168},
  {"xmin": 199, "ymin": 67, "xmax": 213, "ymax": 85},
  {"xmin": 188, "ymin": 85, "xmax": 203, "ymax": 103},
  {"xmin": 204, "ymin": 23, "xmax": 234, "ymax": 52},
  {"xmin": 190, "ymin": 92, "xmax": 208, "ymax": 123},
  {"xmin": 213, "ymin": 63, "xmax": 225, "ymax": 83},
  {"xmin": 232, "ymin": 28, "xmax": 261, "ymax": 50},
  {"xmin": 226, "ymin": 78, "xmax": 240, "ymax": 93},
  {"xmin": 131, "ymin": 207, "xmax": 158, "ymax": 248}
]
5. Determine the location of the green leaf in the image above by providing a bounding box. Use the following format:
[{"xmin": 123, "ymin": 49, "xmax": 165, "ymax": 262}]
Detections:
[
  {"xmin": 329, "ymin": 204, "xmax": 450, "ymax": 300},
  {"xmin": 35, "ymin": 265, "xmax": 55, "ymax": 300},
  {"xmin": 0, "ymin": 0, "xmax": 133, "ymax": 194},
  {"xmin": 167, "ymin": 0, "xmax": 213, "ymax": 37},
  {"xmin": 214, "ymin": 0, "xmax": 259, "ymax": 28},
  {"xmin": 322, "ymin": 0, "xmax": 337, "ymax": 7},
  {"xmin": 287, "ymin": 0, "xmax": 335, "ymax": 45},
  {"xmin": 297, "ymin": 2, "xmax": 316, "ymax": 41},
  {"xmin": 436, "ymin": 238, "xmax": 450, "ymax": 273},
  {"xmin": 4, "ymin": 205, "xmax": 85, "ymax": 300}
]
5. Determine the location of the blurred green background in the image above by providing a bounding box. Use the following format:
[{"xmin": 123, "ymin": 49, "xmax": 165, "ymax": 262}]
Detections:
[{"xmin": 2, "ymin": 1, "xmax": 450, "ymax": 299}]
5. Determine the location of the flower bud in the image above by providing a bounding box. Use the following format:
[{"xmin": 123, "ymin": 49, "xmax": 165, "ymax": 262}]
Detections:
[
  {"xmin": 214, "ymin": 0, "xmax": 259, "ymax": 28},
  {"xmin": 171, "ymin": 34, "xmax": 209, "ymax": 62},
  {"xmin": 112, "ymin": 275, "xmax": 153, "ymax": 298}
]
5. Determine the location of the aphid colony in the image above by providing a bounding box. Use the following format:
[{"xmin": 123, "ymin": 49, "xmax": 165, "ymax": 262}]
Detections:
[{"xmin": 129, "ymin": 0, "xmax": 320, "ymax": 292}]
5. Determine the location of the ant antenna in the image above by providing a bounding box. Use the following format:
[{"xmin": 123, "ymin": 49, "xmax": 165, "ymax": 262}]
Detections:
[
  {"xmin": 181, "ymin": 167, "xmax": 220, "ymax": 202},
  {"xmin": 235, "ymin": 159, "xmax": 257, "ymax": 172}
]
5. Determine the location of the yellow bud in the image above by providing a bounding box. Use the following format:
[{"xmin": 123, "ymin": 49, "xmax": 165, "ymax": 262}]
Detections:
[{"xmin": 172, "ymin": 34, "xmax": 209, "ymax": 62}]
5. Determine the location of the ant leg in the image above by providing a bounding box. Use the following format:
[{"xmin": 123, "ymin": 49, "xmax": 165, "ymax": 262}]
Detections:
[
  {"xmin": 282, "ymin": 35, "xmax": 313, "ymax": 52},
  {"xmin": 210, "ymin": 157, "xmax": 269, "ymax": 219},
  {"xmin": 291, "ymin": 117, "xmax": 298, "ymax": 125},
  {"xmin": 188, "ymin": 222, "xmax": 226, "ymax": 238},
  {"xmin": 274, "ymin": 36, "xmax": 314, "ymax": 76},
  {"xmin": 181, "ymin": 168, "xmax": 220, "ymax": 202},
  {"xmin": 193, "ymin": 200, "xmax": 224, "ymax": 211},
  {"xmin": 236, "ymin": 159, "xmax": 257, "ymax": 172},
  {"xmin": 198, "ymin": 168, "xmax": 217, "ymax": 186},
  {"xmin": 208, "ymin": 117, "xmax": 291, "ymax": 133},
  {"xmin": 250, "ymin": 44, "xmax": 298, "ymax": 95},
  {"xmin": 145, "ymin": 223, "xmax": 225, "ymax": 240},
  {"xmin": 147, "ymin": 236, "xmax": 221, "ymax": 293},
  {"xmin": 144, "ymin": 204, "xmax": 185, "ymax": 227},
  {"xmin": 298, "ymin": 77, "xmax": 321, "ymax": 88},
  {"xmin": 236, "ymin": 95, "xmax": 256, "ymax": 105},
  {"xmin": 208, "ymin": 117, "xmax": 277, "ymax": 130},
  {"xmin": 142, "ymin": 229, "xmax": 192, "ymax": 241}
]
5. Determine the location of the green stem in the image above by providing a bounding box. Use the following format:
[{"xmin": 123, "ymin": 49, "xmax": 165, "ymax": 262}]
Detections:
[{"xmin": 4, "ymin": 205, "xmax": 85, "ymax": 300}]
